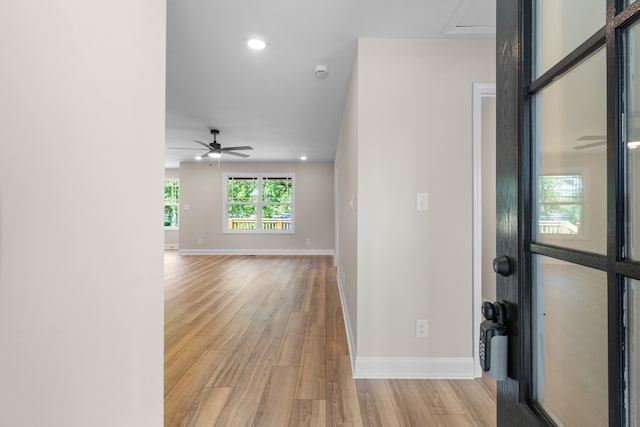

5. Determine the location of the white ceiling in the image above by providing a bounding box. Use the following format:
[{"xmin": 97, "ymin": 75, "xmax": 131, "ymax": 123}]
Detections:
[{"xmin": 165, "ymin": 0, "xmax": 496, "ymax": 167}]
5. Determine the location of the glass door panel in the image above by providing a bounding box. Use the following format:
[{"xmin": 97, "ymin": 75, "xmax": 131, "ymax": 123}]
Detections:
[
  {"xmin": 629, "ymin": 279, "xmax": 640, "ymax": 426},
  {"xmin": 533, "ymin": 255, "xmax": 608, "ymax": 426},
  {"xmin": 534, "ymin": 0, "xmax": 605, "ymax": 77},
  {"xmin": 627, "ymin": 20, "xmax": 640, "ymax": 427},
  {"xmin": 626, "ymin": 21, "xmax": 640, "ymax": 260},
  {"xmin": 534, "ymin": 48, "xmax": 607, "ymax": 253}
]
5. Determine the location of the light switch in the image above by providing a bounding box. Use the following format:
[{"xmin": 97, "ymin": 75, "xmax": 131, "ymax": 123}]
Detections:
[
  {"xmin": 416, "ymin": 193, "xmax": 428, "ymax": 211},
  {"xmin": 183, "ymin": 203, "xmax": 190, "ymax": 210}
]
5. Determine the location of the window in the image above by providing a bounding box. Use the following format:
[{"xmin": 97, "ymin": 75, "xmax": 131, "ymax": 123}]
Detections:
[
  {"xmin": 164, "ymin": 178, "xmax": 179, "ymax": 229},
  {"xmin": 224, "ymin": 173, "xmax": 294, "ymax": 233},
  {"xmin": 538, "ymin": 174, "xmax": 583, "ymax": 235}
]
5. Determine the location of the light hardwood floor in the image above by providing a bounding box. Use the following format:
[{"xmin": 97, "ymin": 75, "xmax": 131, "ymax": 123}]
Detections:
[{"xmin": 164, "ymin": 251, "xmax": 496, "ymax": 426}]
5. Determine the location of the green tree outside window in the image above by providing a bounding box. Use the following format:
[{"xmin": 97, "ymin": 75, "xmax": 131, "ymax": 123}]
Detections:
[{"xmin": 164, "ymin": 179, "xmax": 179, "ymax": 228}]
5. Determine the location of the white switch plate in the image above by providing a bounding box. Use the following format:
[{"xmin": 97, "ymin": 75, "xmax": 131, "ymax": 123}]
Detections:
[
  {"xmin": 416, "ymin": 193, "xmax": 428, "ymax": 211},
  {"xmin": 416, "ymin": 319, "xmax": 428, "ymax": 338}
]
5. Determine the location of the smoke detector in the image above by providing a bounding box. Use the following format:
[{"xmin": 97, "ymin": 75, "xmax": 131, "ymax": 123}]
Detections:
[{"xmin": 313, "ymin": 65, "xmax": 329, "ymax": 78}]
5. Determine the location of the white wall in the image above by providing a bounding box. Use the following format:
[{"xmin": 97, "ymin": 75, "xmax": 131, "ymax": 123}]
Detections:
[
  {"xmin": 178, "ymin": 162, "xmax": 334, "ymax": 253},
  {"xmin": 0, "ymin": 2, "xmax": 165, "ymax": 426},
  {"xmin": 337, "ymin": 38, "xmax": 495, "ymax": 377},
  {"xmin": 335, "ymin": 50, "xmax": 360, "ymax": 358}
]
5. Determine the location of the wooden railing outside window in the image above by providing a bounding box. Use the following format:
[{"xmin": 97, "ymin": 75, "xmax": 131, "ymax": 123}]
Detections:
[{"xmin": 227, "ymin": 218, "xmax": 292, "ymax": 230}]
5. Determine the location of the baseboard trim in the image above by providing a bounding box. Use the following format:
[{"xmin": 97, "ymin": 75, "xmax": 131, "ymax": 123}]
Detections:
[
  {"xmin": 336, "ymin": 267, "xmax": 357, "ymax": 372},
  {"xmin": 353, "ymin": 356, "xmax": 476, "ymax": 379},
  {"xmin": 177, "ymin": 248, "xmax": 335, "ymax": 256},
  {"xmin": 165, "ymin": 244, "xmax": 179, "ymax": 249}
]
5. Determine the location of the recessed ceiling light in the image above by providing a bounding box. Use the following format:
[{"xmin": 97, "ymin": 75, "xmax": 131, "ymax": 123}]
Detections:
[
  {"xmin": 300, "ymin": 156, "xmax": 307, "ymax": 161},
  {"xmin": 247, "ymin": 38, "xmax": 266, "ymax": 50},
  {"xmin": 195, "ymin": 155, "xmax": 203, "ymax": 160}
]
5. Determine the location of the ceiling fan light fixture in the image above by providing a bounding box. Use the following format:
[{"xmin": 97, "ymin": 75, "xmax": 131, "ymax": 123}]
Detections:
[
  {"xmin": 628, "ymin": 141, "xmax": 640, "ymax": 149},
  {"xmin": 208, "ymin": 152, "xmax": 222, "ymax": 159},
  {"xmin": 247, "ymin": 38, "xmax": 266, "ymax": 50},
  {"xmin": 313, "ymin": 65, "xmax": 329, "ymax": 78}
]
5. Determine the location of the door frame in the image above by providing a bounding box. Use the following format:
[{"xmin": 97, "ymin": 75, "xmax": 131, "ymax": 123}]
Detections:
[{"xmin": 472, "ymin": 82, "xmax": 497, "ymax": 378}]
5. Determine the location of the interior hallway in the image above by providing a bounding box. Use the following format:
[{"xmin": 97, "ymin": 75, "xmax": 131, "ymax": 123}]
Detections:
[{"xmin": 164, "ymin": 251, "xmax": 496, "ymax": 426}]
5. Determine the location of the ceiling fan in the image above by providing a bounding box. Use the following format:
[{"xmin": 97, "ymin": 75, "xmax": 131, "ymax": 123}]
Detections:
[
  {"xmin": 573, "ymin": 135, "xmax": 606, "ymax": 150},
  {"xmin": 574, "ymin": 133, "xmax": 640, "ymax": 150},
  {"xmin": 170, "ymin": 129, "xmax": 253, "ymax": 160}
]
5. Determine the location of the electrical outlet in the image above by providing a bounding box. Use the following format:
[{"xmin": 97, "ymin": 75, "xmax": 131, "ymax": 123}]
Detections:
[
  {"xmin": 416, "ymin": 319, "xmax": 428, "ymax": 338},
  {"xmin": 305, "ymin": 238, "xmax": 311, "ymax": 245},
  {"xmin": 197, "ymin": 238, "xmax": 203, "ymax": 245}
]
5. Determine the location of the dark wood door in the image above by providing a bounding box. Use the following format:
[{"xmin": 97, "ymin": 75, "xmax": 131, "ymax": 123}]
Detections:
[
  {"xmin": 496, "ymin": 1, "xmax": 640, "ymax": 426},
  {"xmin": 495, "ymin": 2, "xmax": 542, "ymax": 424}
]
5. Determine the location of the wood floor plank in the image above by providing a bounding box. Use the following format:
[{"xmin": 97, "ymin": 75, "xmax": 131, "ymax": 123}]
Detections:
[
  {"xmin": 165, "ymin": 313, "xmax": 216, "ymax": 366},
  {"xmin": 163, "ymin": 253, "xmax": 496, "ymax": 427},
  {"xmin": 447, "ymin": 379, "xmax": 497, "ymax": 427},
  {"xmin": 202, "ymin": 302, "xmax": 262, "ymax": 352},
  {"xmin": 295, "ymin": 324, "xmax": 326, "ymax": 399},
  {"xmin": 326, "ymin": 280, "xmax": 349, "ymax": 356},
  {"xmin": 196, "ymin": 291, "xmax": 259, "ymax": 338},
  {"xmin": 165, "ymin": 334, "xmax": 218, "ymax": 396},
  {"xmin": 299, "ymin": 268, "xmax": 316, "ymax": 314},
  {"xmin": 355, "ymin": 379, "xmax": 401, "ymax": 427},
  {"xmin": 208, "ymin": 319, "xmax": 267, "ymax": 387},
  {"xmin": 414, "ymin": 379, "xmax": 465, "ymax": 415},
  {"xmin": 306, "ymin": 267, "xmax": 326, "ymax": 328},
  {"xmin": 327, "ymin": 355, "xmax": 364, "ymax": 426},
  {"xmin": 275, "ymin": 311, "xmax": 307, "ymax": 367},
  {"xmin": 262, "ymin": 292, "xmax": 299, "ymax": 338},
  {"xmin": 164, "ymin": 350, "xmax": 227, "ymax": 427},
  {"xmin": 289, "ymin": 400, "xmax": 326, "ymax": 427},
  {"xmin": 432, "ymin": 414, "xmax": 475, "ymax": 427},
  {"xmin": 212, "ymin": 337, "xmax": 281, "ymax": 427},
  {"xmin": 386, "ymin": 379, "xmax": 438, "ymax": 427},
  {"xmin": 251, "ymin": 283, "xmax": 284, "ymax": 321},
  {"xmin": 253, "ymin": 366, "xmax": 298, "ymax": 427},
  {"xmin": 190, "ymin": 387, "xmax": 232, "ymax": 427}
]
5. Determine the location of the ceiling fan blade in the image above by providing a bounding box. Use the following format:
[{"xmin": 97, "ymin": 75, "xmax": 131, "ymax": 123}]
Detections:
[
  {"xmin": 577, "ymin": 135, "xmax": 606, "ymax": 141},
  {"xmin": 193, "ymin": 140, "xmax": 212, "ymax": 149},
  {"xmin": 221, "ymin": 146, "xmax": 253, "ymax": 151},
  {"xmin": 574, "ymin": 141, "xmax": 606, "ymax": 150},
  {"xmin": 224, "ymin": 151, "xmax": 251, "ymax": 158}
]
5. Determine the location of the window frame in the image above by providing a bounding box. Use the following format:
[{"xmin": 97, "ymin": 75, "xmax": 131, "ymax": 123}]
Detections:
[
  {"xmin": 164, "ymin": 178, "xmax": 180, "ymax": 230},
  {"xmin": 223, "ymin": 173, "xmax": 295, "ymax": 234}
]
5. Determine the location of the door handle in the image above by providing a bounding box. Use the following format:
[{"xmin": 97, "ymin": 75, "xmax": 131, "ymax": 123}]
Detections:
[{"xmin": 493, "ymin": 255, "xmax": 511, "ymax": 276}]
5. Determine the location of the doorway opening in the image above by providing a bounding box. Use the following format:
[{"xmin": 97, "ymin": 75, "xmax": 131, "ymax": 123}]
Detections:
[{"xmin": 472, "ymin": 82, "xmax": 496, "ymax": 377}]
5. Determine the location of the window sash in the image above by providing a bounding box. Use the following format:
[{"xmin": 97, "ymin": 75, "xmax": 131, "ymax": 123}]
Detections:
[
  {"xmin": 164, "ymin": 179, "xmax": 179, "ymax": 229},
  {"xmin": 538, "ymin": 174, "xmax": 584, "ymax": 235},
  {"xmin": 224, "ymin": 173, "xmax": 294, "ymax": 233}
]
